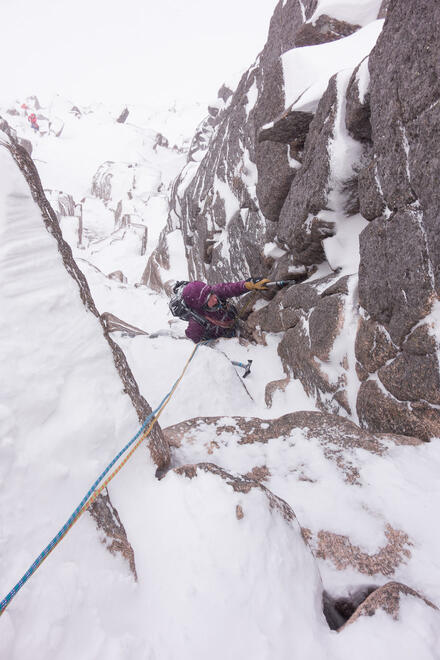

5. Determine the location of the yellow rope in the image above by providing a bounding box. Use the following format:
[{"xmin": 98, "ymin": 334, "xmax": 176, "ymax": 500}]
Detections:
[
  {"xmin": 3, "ymin": 342, "xmax": 202, "ymax": 585},
  {"xmin": 77, "ymin": 341, "xmax": 201, "ymax": 518},
  {"xmin": 238, "ymin": 291, "xmax": 258, "ymax": 319}
]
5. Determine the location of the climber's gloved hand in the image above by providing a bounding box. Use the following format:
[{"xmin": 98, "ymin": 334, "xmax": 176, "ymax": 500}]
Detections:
[{"xmin": 244, "ymin": 277, "xmax": 271, "ymax": 291}]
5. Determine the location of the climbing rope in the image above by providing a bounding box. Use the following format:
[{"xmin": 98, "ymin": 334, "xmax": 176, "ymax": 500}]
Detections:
[
  {"xmin": 0, "ymin": 341, "xmax": 204, "ymax": 617},
  {"xmin": 237, "ymin": 290, "xmax": 258, "ymax": 319}
]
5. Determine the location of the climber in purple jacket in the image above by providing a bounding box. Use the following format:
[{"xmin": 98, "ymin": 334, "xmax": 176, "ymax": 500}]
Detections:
[{"xmin": 178, "ymin": 278, "xmax": 270, "ymax": 343}]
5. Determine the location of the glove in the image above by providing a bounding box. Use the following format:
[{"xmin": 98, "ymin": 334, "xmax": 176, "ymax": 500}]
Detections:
[{"xmin": 244, "ymin": 277, "xmax": 271, "ymax": 291}]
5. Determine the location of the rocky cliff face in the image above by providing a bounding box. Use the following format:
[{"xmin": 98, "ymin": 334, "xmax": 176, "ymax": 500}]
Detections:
[
  {"xmin": 148, "ymin": 0, "xmax": 440, "ymax": 442},
  {"xmin": 145, "ymin": 0, "xmax": 321, "ymax": 287},
  {"xmin": 355, "ymin": 0, "xmax": 440, "ymax": 439},
  {"xmin": 145, "ymin": 0, "xmax": 379, "ymax": 288}
]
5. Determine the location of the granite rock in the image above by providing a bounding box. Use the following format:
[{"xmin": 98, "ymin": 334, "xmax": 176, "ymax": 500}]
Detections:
[
  {"xmin": 294, "ymin": 14, "xmax": 360, "ymax": 48},
  {"xmin": 357, "ymin": 380, "xmax": 440, "ymax": 441},
  {"xmin": 342, "ymin": 581, "xmax": 437, "ymax": 629},
  {"xmin": 378, "ymin": 352, "xmax": 440, "ymax": 405},
  {"xmin": 345, "ymin": 59, "xmax": 372, "ymax": 142},
  {"xmin": 88, "ymin": 489, "xmax": 137, "ymax": 580},
  {"xmin": 276, "ymin": 75, "xmax": 338, "ymax": 264},
  {"xmin": 358, "ymin": 159, "xmax": 385, "ymax": 220},
  {"xmin": 355, "ymin": 317, "xmax": 397, "ymax": 373},
  {"xmin": 358, "ymin": 210, "xmax": 435, "ymax": 344},
  {"xmin": 309, "ymin": 295, "xmax": 344, "ymax": 361}
]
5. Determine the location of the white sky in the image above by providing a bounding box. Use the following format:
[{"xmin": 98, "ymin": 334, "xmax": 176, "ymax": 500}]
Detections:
[{"xmin": 1, "ymin": 0, "xmax": 279, "ymax": 109}]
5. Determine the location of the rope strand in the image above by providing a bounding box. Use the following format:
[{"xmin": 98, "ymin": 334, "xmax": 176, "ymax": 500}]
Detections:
[{"xmin": 0, "ymin": 341, "xmax": 203, "ymax": 616}]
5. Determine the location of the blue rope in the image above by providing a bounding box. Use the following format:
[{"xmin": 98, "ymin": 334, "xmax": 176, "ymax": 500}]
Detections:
[{"xmin": 0, "ymin": 342, "xmax": 204, "ymax": 615}]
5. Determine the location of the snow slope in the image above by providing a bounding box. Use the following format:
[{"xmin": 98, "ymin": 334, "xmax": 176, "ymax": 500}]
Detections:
[
  {"xmin": 0, "ymin": 133, "xmax": 154, "ymax": 657},
  {"xmin": 0, "ymin": 132, "xmax": 329, "ymax": 660},
  {"xmin": 1, "ymin": 0, "xmax": 440, "ymax": 652},
  {"xmin": 282, "ymin": 19, "xmax": 383, "ymax": 113},
  {"xmin": 1, "ymin": 96, "xmax": 200, "ymax": 286}
]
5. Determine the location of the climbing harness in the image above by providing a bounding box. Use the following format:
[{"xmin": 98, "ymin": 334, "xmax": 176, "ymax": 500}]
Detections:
[
  {"xmin": 169, "ymin": 281, "xmax": 238, "ymax": 339},
  {"xmin": 0, "ymin": 341, "xmax": 205, "ymax": 617},
  {"xmin": 168, "ymin": 278, "xmax": 298, "ymax": 378}
]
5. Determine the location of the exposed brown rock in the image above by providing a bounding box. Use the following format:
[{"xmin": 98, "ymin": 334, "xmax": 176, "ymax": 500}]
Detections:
[
  {"xmin": 355, "ymin": 361, "xmax": 369, "ymax": 382},
  {"xmin": 91, "ymin": 160, "xmax": 116, "ymax": 204},
  {"xmin": 265, "ymin": 375, "xmax": 291, "ymax": 407},
  {"xmin": 18, "ymin": 137, "xmax": 33, "ymax": 156},
  {"xmin": 141, "ymin": 229, "xmax": 171, "ymax": 292},
  {"xmin": 320, "ymin": 275, "xmax": 351, "ymax": 297},
  {"xmin": 149, "ymin": 0, "xmax": 319, "ymax": 284},
  {"xmin": 218, "ymin": 84, "xmax": 233, "ymax": 103},
  {"xmin": 116, "ymin": 107, "xmax": 129, "ymax": 124},
  {"xmin": 255, "ymin": 140, "xmax": 295, "ymax": 223},
  {"xmin": 355, "ymin": 317, "xmax": 398, "ymax": 373},
  {"xmin": 345, "ymin": 58, "xmax": 372, "ymax": 142},
  {"xmin": 358, "ymin": 211, "xmax": 435, "ymax": 345},
  {"xmin": 107, "ymin": 270, "xmax": 127, "ymax": 283},
  {"xmin": 45, "ymin": 190, "xmax": 76, "ymax": 219},
  {"xmin": 174, "ymin": 462, "xmax": 297, "ymax": 524},
  {"xmin": 309, "ymin": 294, "xmax": 344, "ymax": 361},
  {"xmin": 403, "ymin": 323, "xmax": 438, "ymax": 355},
  {"xmin": 101, "ymin": 312, "xmax": 149, "ymax": 337},
  {"xmin": 244, "ymin": 465, "xmax": 271, "ymax": 483},
  {"xmin": 378, "ymin": 352, "xmax": 440, "ymax": 405},
  {"xmin": 144, "ymin": 0, "xmax": 326, "ymax": 286},
  {"xmin": 315, "ymin": 524, "xmax": 412, "ymax": 576},
  {"xmin": 246, "ymin": 296, "xmax": 301, "ymax": 334},
  {"xmin": 369, "ymin": 0, "xmax": 440, "ymax": 218},
  {"xmin": 236, "ymin": 504, "xmax": 244, "ymax": 520},
  {"xmin": 358, "ymin": 159, "xmax": 385, "ymax": 221},
  {"xmin": 341, "ymin": 581, "xmax": 437, "ymax": 630},
  {"xmin": 278, "ymin": 321, "xmax": 336, "ymax": 396},
  {"xmin": 282, "ymin": 281, "xmax": 320, "ymax": 311},
  {"xmin": 377, "ymin": 0, "xmax": 391, "ymax": 19},
  {"xmin": 277, "ymin": 319, "xmax": 352, "ymax": 415},
  {"xmin": 355, "ymin": 0, "xmax": 440, "ymax": 438},
  {"xmin": 258, "ymin": 110, "xmax": 313, "ymax": 147},
  {"xmin": 294, "ymin": 14, "xmax": 360, "ymax": 48},
  {"xmin": 165, "ymin": 412, "xmax": 421, "ymax": 485},
  {"xmin": 277, "ymin": 75, "xmax": 338, "ymax": 264},
  {"xmin": 88, "ymin": 489, "xmax": 137, "ymax": 580},
  {"xmin": 245, "ymin": 273, "xmax": 331, "ymax": 341},
  {"xmin": 357, "ymin": 380, "xmax": 440, "ymax": 440},
  {"xmin": 301, "ymin": 527, "xmax": 313, "ymax": 544}
]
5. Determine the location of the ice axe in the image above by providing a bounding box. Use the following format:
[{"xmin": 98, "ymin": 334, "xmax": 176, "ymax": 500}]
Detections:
[
  {"xmin": 264, "ymin": 280, "xmax": 298, "ymax": 290},
  {"xmin": 231, "ymin": 359, "xmax": 252, "ymax": 378}
]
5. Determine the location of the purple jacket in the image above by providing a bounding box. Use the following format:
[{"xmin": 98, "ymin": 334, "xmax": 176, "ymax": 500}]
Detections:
[{"xmin": 182, "ymin": 280, "xmax": 248, "ymax": 343}]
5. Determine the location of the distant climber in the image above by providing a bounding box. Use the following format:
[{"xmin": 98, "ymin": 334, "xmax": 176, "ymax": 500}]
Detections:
[
  {"xmin": 169, "ymin": 278, "xmax": 270, "ymax": 344},
  {"xmin": 28, "ymin": 113, "xmax": 39, "ymax": 132}
]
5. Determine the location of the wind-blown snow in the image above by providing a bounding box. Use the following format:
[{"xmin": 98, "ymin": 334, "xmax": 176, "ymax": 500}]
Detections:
[
  {"xmin": 2, "ymin": 10, "xmax": 440, "ymax": 652},
  {"xmin": 309, "ymin": 0, "xmax": 383, "ymax": 26},
  {"xmin": 0, "ymin": 139, "xmax": 154, "ymax": 658},
  {"xmin": 356, "ymin": 56, "xmax": 370, "ymax": 103},
  {"xmin": 0, "ymin": 135, "xmax": 325, "ymax": 660},
  {"xmin": 0, "ymin": 130, "xmax": 326, "ymax": 660},
  {"xmin": 322, "ymin": 69, "xmax": 368, "ymax": 274},
  {"xmin": 282, "ymin": 20, "xmax": 383, "ymax": 112}
]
